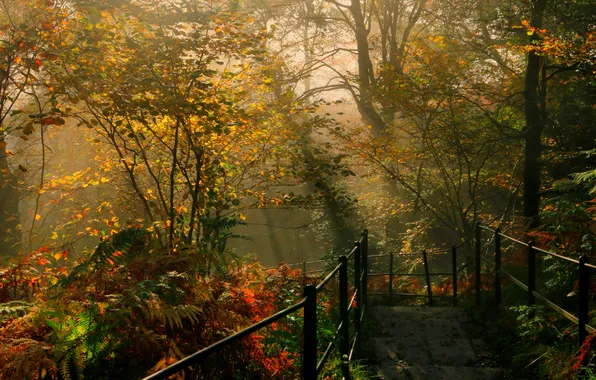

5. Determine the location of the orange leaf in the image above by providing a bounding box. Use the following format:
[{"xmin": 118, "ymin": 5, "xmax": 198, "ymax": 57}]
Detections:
[
  {"xmin": 40, "ymin": 117, "xmax": 56, "ymax": 125},
  {"xmin": 37, "ymin": 258, "xmax": 50, "ymax": 266}
]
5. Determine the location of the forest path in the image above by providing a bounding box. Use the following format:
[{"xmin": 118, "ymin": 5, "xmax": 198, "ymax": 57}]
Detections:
[{"xmin": 369, "ymin": 306, "xmax": 504, "ymax": 380}]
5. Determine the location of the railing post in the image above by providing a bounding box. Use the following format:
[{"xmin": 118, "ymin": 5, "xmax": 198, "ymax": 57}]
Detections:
[
  {"xmin": 389, "ymin": 252, "xmax": 394, "ymax": 301},
  {"xmin": 339, "ymin": 255, "xmax": 350, "ymax": 379},
  {"xmin": 303, "ymin": 261, "xmax": 307, "ymax": 285},
  {"xmin": 422, "ymin": 250, "xmax": 433, "ymax": 307},
  {"xmin": 303, "ymin": 284, "xmax": 317, "ymax": 380},
  {"xmin": 362, "ymin": 229, "xmax": 368, "ymax": 309},
  {"xmin": 475, "ymin": 222, "xmax": 481, "ymax": 306},
  {"xmin": 353, "ymin": 241, "xmax": 361, "ymax": 333},
  {"xmin": 527, "ymin": 242, "xmax": 536, "ymax": 306},
  {"xmin": 578, "ymin": 256, "xmax": 589, "ymax": 348},
  {"xmin": 495, "ymin": 228, "xmax": 501, "ymax": 306},
  {"xmin": 451, "ymin": 246, "xmax": 457, "ymax": 306}
]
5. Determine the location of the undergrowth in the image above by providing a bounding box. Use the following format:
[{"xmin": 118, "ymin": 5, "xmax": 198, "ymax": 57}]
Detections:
[
  {"xmin": 464, "ymin": 292, "xmax": 596, "ymax": 380},
  {"xmin": 0, "ymin": 228, "xmax": 371, "ymax": 379}
]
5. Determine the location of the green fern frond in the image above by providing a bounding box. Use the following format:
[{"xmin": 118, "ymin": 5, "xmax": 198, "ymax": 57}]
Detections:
[
  {"xmin": 573, "ymin": 169, "xmax": 596, "ymax": 195},
  {"xmin": 140, "ymin": 296, "xmax": 202, "ymax": 330},
  {"xmin": 55, "ymin": 228, "xmax": 150, "ymax": 289}
]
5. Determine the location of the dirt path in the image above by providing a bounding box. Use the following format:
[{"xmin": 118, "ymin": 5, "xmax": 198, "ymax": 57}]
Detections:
[{"xmin": 368, "ymin": 306, "xmax": 504, "ymax": 380}]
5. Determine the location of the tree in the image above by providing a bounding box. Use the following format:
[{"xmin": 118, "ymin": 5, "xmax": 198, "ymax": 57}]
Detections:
[
  {"xmin": 0, "ymin": 0, "xmax": 69, "ymax": 258},
  {"xmin": 46, "ymin": 1, "xmax": 308, "ymax": 264}
]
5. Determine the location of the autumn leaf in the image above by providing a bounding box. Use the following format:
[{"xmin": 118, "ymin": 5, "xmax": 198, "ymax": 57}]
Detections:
[
  {"xmin": 37, "ymin": 258, "xmax": 50, "ymax": 266},
  {"xmin": 40, "ymin": 117, "xmax": 65, "ymax": 125}
]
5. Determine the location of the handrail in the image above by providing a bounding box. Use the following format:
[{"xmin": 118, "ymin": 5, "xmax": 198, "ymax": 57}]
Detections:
[
  {"xmin": 479, "ymin": 225, "xmax": 496, "ymax": 233},
  {"xmin": 370, "ymin": 222, "xmax": 595, "ymax": 353},
  {"xmin": 502, "ymin": 269, "xmax": 596, "ymax": 334},
  {"xmin": 316, "ymin": 320, "xmax": 345, "ymax": 374},
  {"xmin": 368, "ymin": 253, "xmax": 390, "ymax": 258},
  {"xmin": 276, "ymin": 234, "xmax": 474, "ymax": 272},
  {"xmin": 368, "ymin": 271, "xmax": 457, "ymax": 276},
  {"xmin": 144, "ymin": 229, "xmax": 369, "ymax": 380},
  {"xmin": 144, "ymin": 299, "xmax": 306, "ymax": 380},
  {"xmin": 532, "ymin": 245, "xmax": 580, "ymax": 264},
  {"xmin": 479, "ymin": 255, "xmax": 495, "ymax": 267},
  {"xmin": 347, "ymin": 237, "xmax": 363, "ymax": 260},
  {"xmin": 499, "ymin": 232, "xmax": 530, "ymax": 247},
  {"xmin": 348, "ymin": 332, "xmax": 358, "ymax": 361},
  {"xmin": 368, "ymin": 240, "xmax": 464, "ymax": 307},
  {"xmin": 316, "ymin": 263, "xmax": 342, "ymax": 292},
  {"xmin": 263, "ymin": 237, "xmax": 364, "ymax": 271},
  {"xmin": 476, "ymin": 223, "xmax": 593, "ymax": 349},
  {"xmin": 263, "ymin": 259, "xmax": 326, "ymax": 271},
  {"xmin": 348, "ymin": 290, "xmax": 358, "ymax": 312},
  {"xmin": 478, "ymin": 223, "xmax": 584, "ymax": 263}
]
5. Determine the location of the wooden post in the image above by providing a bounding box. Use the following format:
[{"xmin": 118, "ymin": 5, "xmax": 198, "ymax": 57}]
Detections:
[
  {"xmin": 422, "ymin": 250, "xmax": 433, "ymax": 307},
  {"xmin": 578, "ymin": 256, "xmax": 589, "ymax": 348},
  {"xmin": 527, "ymin": 242, "xmax": 536, "ymax": 306},
  {"xmin": 495, "ymin": 228, "xmax": 502, "ymax": 306},
  {"xmin": 451, "ymin": 246, "xmax": 457, "ymax": 306},
  {"xmin": 339, "ymin": 256, "xmax": 350, "ymax": 379},
  {"xmin": 389, "ymin": 251, "xmax": 394, "ymax": 301},
  {"xmin": 475, "ymin": 222, "xmax": 481, "ymax": 306},
  {"xmin": 303, "ymin": 284, "xmax": 317, "ymax": 379}
]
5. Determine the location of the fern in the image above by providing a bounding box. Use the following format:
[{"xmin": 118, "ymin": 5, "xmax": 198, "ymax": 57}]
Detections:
[
  {"xmin": 140, "ymin": 294, "xmax": 202, "ymax": 330},
  {"xmin": 0, "ymin": 301, "xmax": 32, "ymax": 326},
  {"xmin": 55, "ymin": 228, "xmax": 150, "ymax": 290},
  {"xmin": 0, "ymin": 338, "xmax": 58, "ymax": 379},
  {"xmin": 573, "ymin": 169, "xmax": 596, "ymax": 195},
  {"xmin": 147, "ymin": 346, "xmax": 186, "ymax": 379}
]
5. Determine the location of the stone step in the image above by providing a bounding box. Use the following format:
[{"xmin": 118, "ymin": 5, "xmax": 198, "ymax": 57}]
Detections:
[
  {"xmin": 369, "ymin": 306, "xmax": 503, "ymax": 380},
  {"xmin": 377, "ymin": 364, "xmax": 503, "ymax": 380},
  {"xmin": 372, "ymin": 336, "xmax": 479, "ymax": 366}
]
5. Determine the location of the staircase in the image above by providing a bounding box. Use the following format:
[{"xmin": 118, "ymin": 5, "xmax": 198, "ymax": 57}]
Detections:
[{"xmin": 369, "ymin": 306, "xmax": 503, "ymax": 380}]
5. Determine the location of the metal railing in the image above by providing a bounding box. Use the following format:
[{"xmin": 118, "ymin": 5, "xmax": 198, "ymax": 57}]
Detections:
[
  {"xmin": 476, "ymin": 223, "xmax": 593, "ymax": 347},
  {"xmin": 143, "ymin": 229, "xmax": 370, "ymax": 380},
  {"xmin": 366, "ymin": 237, "xmax": 472, "ymax": 306}
]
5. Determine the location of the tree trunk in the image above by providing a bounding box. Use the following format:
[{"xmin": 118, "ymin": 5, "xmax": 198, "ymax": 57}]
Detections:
[
  {"xmin": 523, "ymin": 0, "xmax": 547, "ymax": 229},
  {"xmin": 350, "ymin": 0, "xmax": 386, "ymax": 135},
  {"xmin": 0, "ymin": 136, "xmax": 21, "ymax": 258}
]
